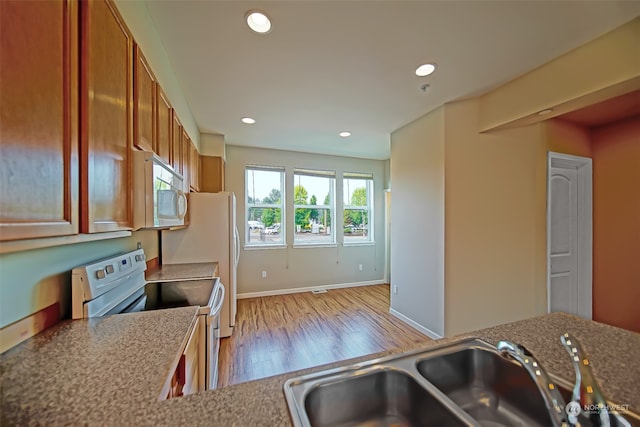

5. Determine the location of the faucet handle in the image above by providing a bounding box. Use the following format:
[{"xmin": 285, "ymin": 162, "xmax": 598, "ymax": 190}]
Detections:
[
  {"xmin": 560, "ymin": 333, "xmax": 631, "ymax": 427},
  {"xmin": 497, "ymin": 340, "xmax": 569, "ymax": 426}
]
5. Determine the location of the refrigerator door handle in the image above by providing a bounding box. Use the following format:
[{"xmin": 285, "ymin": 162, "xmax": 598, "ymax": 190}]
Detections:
[{"xmin": 234, "ymin": 226, "xmax": 240, "ymax": 267}]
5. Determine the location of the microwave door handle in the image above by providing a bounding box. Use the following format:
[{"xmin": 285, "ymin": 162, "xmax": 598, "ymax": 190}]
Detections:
[{"xmin": 176, "ymin": 190, "xmax": 188, "ymax": 219}]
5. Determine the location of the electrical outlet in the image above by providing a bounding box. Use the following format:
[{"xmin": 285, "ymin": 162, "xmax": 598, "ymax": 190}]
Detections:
[
  {"xmin": 358, "ymin": 264, "xmax": 363, "ymax": 271},
  {"xmin": 261, "ymin": 271, "xmax": 267, "ymax": 279},
  {"xmin": 392, "ymin": 285, "xmax": 398, "ymax": 295}
]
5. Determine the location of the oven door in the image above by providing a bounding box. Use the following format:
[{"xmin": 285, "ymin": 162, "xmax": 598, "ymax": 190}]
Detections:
[
  {"xmin": 206, "ymin": 281, "xmax": 225, "ymax": 390},
  {"xmin": 122, "ymin": 293, "xmax": 147, "ymax": 314}
]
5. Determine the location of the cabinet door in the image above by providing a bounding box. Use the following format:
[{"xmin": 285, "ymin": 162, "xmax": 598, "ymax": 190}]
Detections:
[
  {"xmin": 188, "ymin": 136, "xmax": 199, "ymax": 192},
  {"xmin": 172, "ymin": 111, "xmax": 182, "ymax": 175},
  {"xmin": 181, "ymin": 129, "xmax": 190, "ymax": 193},
  {"xmin": 80, "ymin": 0, "xmax": 133, "ymax": 233},
  {"xmin": 133, "ymin": 45, "xmax": 155, "ymax": 152},
  {"xmin": 182, "ymin": 317, "xmax": 200, "ymax": 395},
  {"xmin": 155, "ymin": 86, "xmax": 172, "ymax": 164},
  {"xmin": 200, "ymin": 156, "xmax": 225, "ymax": 193},
  {"xmin": 0, "ymin": 0, "xmax": 79, "ymax": 241}
]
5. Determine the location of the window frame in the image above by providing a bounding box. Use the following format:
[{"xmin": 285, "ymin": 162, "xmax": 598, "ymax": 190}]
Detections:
[
  {"xmin": 244, "ymin": 165, "xmax": 286, "ymax": 247},
  {"xmin": 293, "ymin": 168, "xmax": 336, "ymax": 247},
  {"xmin": 343, "ymin": 172, "xmax": 374, "ymax": 245}
]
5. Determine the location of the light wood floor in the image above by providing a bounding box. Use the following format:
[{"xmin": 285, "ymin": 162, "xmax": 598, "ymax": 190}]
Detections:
[{"xmin": 217, "ymin": 284, "xmax": 430, "ymax": 388}]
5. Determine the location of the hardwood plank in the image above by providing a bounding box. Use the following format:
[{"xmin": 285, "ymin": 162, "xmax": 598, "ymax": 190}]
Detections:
[{"xmin": 217, "ymin": 284, "xmax": 429, "ymax": 388}]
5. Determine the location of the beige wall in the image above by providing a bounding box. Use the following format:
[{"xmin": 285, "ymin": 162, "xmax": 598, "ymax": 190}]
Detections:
[
  {"xmin": 591, "ymin": 117, "xmax": 640, "ymax": 333},
  {"xmin": 225, "ymin": 146, "xmax": 387, "ymax": 295},
  {"xmin": 390, "ymin": 107, "xmax": 445, "ymax": 337},
  {"xmin": 443, "ymin": 99, "xmax": 546, "ymax": 336},
  {"xmin": 388, "ymin": 102, "xmax": 627, "ymax": 338},
  {"xmin": 200, "ymin": 133, "xmax": 225, "ymax": 158}
]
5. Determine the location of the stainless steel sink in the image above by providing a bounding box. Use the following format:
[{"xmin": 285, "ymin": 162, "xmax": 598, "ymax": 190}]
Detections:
[
  {"xmin": 417, "ymin": 345, "xmax": 559, "ymax": 426},
  {"xmin": 303, "ymin": 369, "xmax": 469, "ymax": 426},
  {"xmin": 284, "ymin": 338, "xmax": 640, "ymax": 427}
]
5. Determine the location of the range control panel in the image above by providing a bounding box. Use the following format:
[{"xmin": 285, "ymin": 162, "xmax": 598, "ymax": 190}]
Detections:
[{"xmin": 72, "ymin": 249, "xmax": 147, "ymax": 301}]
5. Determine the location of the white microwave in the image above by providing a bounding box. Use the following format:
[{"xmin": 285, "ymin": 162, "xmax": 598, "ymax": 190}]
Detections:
[{"xmin": 133, "ymin": 151, "xmax": 187, "ymax": 229}]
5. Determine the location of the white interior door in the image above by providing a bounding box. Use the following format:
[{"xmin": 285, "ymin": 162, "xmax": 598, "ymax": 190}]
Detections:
[{"xmin": 547, "ymin": 152, "xmax": 592, "ymax": 319}]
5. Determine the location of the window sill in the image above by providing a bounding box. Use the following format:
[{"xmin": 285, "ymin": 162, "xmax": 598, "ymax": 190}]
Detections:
[
  {"xmin": 293, "ymin": 243, "xmax": 338, "ymax": 249},
  {"xmin": 243, "ymin": 244, "xmax": 288, "ymax": 251},
  {"xmin": 343, "ymin": 241, "xmax": 376, "ymax": 247}
]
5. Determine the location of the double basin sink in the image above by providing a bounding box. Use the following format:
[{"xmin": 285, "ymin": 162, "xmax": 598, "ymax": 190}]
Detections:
[{"xmin": 284, "ymin": 338, "xmax": 639, "ymax": 427}]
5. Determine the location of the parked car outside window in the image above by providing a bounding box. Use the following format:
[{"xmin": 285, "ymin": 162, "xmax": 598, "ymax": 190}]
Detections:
[
  {"xmin": 248, "ymin": 220, "xmax": 264, "ymax": 230},
  {"xmin": 265, "ymin": 223, "xmax": 281, "ymax": 235}
]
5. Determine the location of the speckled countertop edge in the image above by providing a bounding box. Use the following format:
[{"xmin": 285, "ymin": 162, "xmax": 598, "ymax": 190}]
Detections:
[
  {"xmin": 145, "ymin": 262, "xmax": 218, "ymax": 283},
  {"xmin": 2, "ymin": 311, "xmax": 638, "ymax": 426}
]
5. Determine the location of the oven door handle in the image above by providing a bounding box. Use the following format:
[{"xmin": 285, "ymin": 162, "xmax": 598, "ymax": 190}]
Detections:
[{"xmin": 210, "ymin": 280, "xmax": 225, "ymax": 317}]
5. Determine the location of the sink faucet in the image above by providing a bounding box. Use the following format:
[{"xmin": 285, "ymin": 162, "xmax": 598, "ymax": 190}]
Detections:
[
  {"xmin": 560, "ymin": 333, "xmax": 631, "ymax": 427},
  {"xmin": 498, "ymin": 335, "xmax": 632, "ymax": 427},
  {"xmin": 497, "ymin": 340, "xmax": 571, "ymax": 426}
]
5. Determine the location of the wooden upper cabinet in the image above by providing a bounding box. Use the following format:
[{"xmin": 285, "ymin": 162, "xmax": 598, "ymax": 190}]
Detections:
[
  {"xmin": 188, "ymin": 137, "xmax": 200, "ymax": 192},
  {"xmin": 156, "ymin": 86, "xmax": 172, "ymax": 165},
  {"xmin": 200, "ymin": 156, "xmax": 225, "ymax": 193},
  {"xmin": 80, "ymin": 0, "xmax": 133, "ymax": 233},
  {"xmin": 181, "ymin": 129, "xmax": 190, "ymax": 192},
  {"xmin": 0, "ymin": 0, "xmax": 79, "ymax": 241},
  {"xmin": 172, "ymin": 111, "xmax": 182, "ymax": 174},
  {"xmin": 133, "ymin": 45, "xmax": 155, "ymax": 153}
]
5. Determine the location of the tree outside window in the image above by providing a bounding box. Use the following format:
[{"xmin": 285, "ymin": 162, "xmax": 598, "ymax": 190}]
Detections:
[
  {"xmin": 343, "ymin": 172, "xmax": 373, "ymax": 243},
  {"xmin": 245, "ymin": 166, "xmax": 285, "ymax": 245},
  {"xmin": 293, "ymin": 169, "xmax": 335, "ymax": 245}
]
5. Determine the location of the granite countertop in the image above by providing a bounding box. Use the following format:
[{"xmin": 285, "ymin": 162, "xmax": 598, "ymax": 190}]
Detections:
[
  {"xmin": 145, "ymin": 262, "xmax": 218, "ymax": 283},
  {"xmin": 0, "ymin": 306, "xmax": 199, "ymax": 425},
  {"xmin": 1, "ymin": 312, "xmax": 638, "ymax": 426}
]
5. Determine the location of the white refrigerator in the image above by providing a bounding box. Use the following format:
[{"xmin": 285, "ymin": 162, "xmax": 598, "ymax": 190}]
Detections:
[{"xmin": 161, "ymin": 192, "xmax": 239, "ymax": 338}]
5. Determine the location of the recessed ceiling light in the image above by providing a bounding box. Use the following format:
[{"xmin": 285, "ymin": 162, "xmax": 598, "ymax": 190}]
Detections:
[
  {"xmin": 245, "ymin": 10, "xmax": 271, "ymax": 34},
  {"xmin": 339, "ymin": 131, "xmax": 351, "ymax": 138},
  {"xmin": 241, "ymin": 117, "xmax": 256, "ymax": 124},
  {"xmin": 537, "ymin": 109, "xmax": 554, "ymax": 116},
  {"xmin": 415, "ymin": 63, "xmax": 436, "ymax": 77}
]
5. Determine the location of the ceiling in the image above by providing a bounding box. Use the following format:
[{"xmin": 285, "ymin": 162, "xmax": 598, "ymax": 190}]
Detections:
[
  {"xmin": 144, "ymin": 1, "xmax": 640, "ymax": 160},
  {"xmin": 557, "ymin": 89, "xmax": 640, "ymax": 128}
]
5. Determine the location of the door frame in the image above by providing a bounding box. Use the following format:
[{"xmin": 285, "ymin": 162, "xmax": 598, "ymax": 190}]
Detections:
[
  {"xmin": 384, "ymin": 189, "xmax": 391, "ymax": 284},
  {"xmin": 546, "ymin": 151, "xmax": 593, "ymax": 319}
]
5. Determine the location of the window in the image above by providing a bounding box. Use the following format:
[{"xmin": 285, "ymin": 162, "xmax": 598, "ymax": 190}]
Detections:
[
  {"xmin": 245, "ymin": 166, "xmax": 285, "ymax": 246},
  {"xmin": 343, "ymin": 172, "xmax": 373, "ymax": 243},
  {"xmin": 293, "ymin": 169, "xmax": 335, "ymax": 245}
]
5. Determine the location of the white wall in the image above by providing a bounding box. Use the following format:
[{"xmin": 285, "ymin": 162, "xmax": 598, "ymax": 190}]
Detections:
[
  {"xmin": 225, "ymin": 145, "xmax": 386, "ymax": 295},
  {"xmin": 389, "ymin": 107, "xmax": 446, "ymax": 337}
]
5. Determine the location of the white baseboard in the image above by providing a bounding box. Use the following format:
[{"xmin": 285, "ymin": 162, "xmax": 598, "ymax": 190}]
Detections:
[
  {"xmin": 237, "ymin": 280, "xmax": 386, "ymax": 299},
  {"xmin": 389, "ymin": 308, "xmax": 443, "ymax": 339}
]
